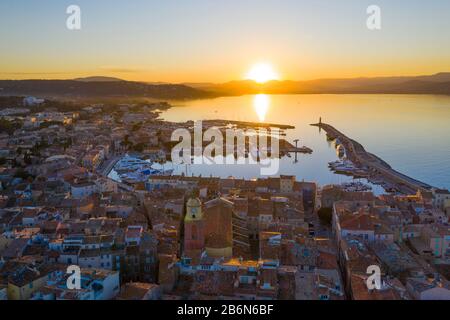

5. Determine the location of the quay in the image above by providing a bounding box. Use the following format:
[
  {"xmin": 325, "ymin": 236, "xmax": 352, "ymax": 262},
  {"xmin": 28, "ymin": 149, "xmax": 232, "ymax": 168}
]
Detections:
[
  {"xmin": 311, "ymin": 122, "xmax": 434, "ymax": 194},
  {"xmin": 203, "ymin": 119, "xmax": 295, "ymax": 130}
]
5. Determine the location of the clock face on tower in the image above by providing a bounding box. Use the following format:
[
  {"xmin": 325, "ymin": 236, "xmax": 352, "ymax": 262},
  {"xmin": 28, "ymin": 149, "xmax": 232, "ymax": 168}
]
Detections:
[{"xmin": 191, "ymin": 207, "xmax": 197, "ymax": 214}]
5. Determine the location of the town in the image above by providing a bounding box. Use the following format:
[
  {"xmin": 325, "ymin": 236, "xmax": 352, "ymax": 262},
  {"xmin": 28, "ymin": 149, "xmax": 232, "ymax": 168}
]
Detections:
[{"xmin": 0, "ymin": 95, "xmax": 449, "ymax": 301}]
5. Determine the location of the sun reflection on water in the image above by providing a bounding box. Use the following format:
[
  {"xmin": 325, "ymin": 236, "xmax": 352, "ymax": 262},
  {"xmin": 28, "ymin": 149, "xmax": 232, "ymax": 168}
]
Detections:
[{"xmin": 253, "ymin": 94, "xmax": 270, "ymax": 122}]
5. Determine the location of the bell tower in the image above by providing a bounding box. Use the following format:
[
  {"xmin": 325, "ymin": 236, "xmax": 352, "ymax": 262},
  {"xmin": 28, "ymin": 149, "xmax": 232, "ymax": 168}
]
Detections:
[
  {"xmin": 186, "ymin": 197, "xmax": 202, "ymax": 221},
  {"xmin": 184, "ymin": 197, "xmax": 205, "ymax": 253}
]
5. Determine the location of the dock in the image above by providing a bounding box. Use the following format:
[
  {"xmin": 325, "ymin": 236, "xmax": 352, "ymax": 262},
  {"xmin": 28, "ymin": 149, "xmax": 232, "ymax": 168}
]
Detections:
[
  {"xmin": 203, "ymin": 119, "xmax": 295, "ymax": 130},
  {"xmin": 311, "ymin": 122, "xmax": 433, "ymax": 194}
]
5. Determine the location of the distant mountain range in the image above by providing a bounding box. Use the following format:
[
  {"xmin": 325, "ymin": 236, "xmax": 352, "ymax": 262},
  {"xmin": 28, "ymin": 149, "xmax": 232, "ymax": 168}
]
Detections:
[
  {"xmin": 187, "ymin": 72, "xmax": 450, "ymax": 95},
  {"xmin": 0, "ymin": 79, "xmax": 211, "ymax": 99},
  {"xmin": 74, "ymin": 76, "xmax": 124, "ymax": 82},
  {"xmin": 0, "ymin": 73, "xmax": 448, "ymax": 99}
]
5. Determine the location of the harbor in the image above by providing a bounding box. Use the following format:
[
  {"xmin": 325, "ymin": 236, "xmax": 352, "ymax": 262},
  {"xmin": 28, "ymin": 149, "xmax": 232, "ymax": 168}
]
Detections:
[
  {"xmin": 105, "ymin": 116, "xmax": 435, "ymax": 196},
  {"xmin": 108, "ymin": 154, "xmax": 173, "ymax": 184},
  {"xmin": 311, "ymin": 120, "xmax": 434, "ymax": 194}
]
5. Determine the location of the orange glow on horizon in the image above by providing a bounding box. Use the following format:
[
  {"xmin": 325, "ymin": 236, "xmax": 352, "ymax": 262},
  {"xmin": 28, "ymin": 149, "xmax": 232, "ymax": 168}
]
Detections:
[{"xmin": 245, "ymin": 63, "xmax": 280, "ymax": 83}]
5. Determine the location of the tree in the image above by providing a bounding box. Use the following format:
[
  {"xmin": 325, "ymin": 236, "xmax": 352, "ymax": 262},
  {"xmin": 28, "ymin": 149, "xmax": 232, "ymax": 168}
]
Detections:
[{"xmin": 0, "ymin": 117, "xmax": 22, "ymax": 135}]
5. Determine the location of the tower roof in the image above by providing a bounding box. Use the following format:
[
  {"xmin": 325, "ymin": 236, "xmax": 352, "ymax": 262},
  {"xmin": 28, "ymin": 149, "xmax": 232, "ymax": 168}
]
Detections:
[{"xmin": 187, "ymin": 197, "xmax": 201, "ymax": 207}]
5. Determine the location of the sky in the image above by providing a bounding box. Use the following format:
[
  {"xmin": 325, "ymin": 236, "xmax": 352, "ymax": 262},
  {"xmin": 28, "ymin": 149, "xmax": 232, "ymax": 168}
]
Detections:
[{"xmin": 0, "ymin": 0, "xmax": 449, "ymax": 83}]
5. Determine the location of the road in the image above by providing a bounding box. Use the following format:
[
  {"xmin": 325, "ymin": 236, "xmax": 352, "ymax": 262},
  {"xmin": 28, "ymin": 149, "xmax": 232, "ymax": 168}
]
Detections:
[{"xmin": 97, "ymin": 155, "xmax": 122, "ymax": 176}]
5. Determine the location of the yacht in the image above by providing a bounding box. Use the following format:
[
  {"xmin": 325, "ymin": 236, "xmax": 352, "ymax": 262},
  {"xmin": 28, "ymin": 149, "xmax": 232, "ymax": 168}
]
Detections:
[
  {"xmin": 329, "ymin": 159, "xmax": 355, "ymax": 172},
  {"xmin": 115, "ymin": 155, "xmax": 152, "ymax": 172},
  {"xmin": 341, "ymin": 181, "xmax": 372, "ymax": 192}
]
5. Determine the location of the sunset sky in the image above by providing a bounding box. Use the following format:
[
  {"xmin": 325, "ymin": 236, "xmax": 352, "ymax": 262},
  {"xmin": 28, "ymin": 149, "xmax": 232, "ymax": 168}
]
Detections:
[{"xmin": 1, "ymin": 0, "xmax": 449, "ymax": 83}]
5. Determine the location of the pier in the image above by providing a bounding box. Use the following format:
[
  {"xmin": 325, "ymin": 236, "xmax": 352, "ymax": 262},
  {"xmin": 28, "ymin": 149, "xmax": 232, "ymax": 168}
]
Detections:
[{"xmin": 311, "ymin": 122, "xmax": 433, "ymax": 194}]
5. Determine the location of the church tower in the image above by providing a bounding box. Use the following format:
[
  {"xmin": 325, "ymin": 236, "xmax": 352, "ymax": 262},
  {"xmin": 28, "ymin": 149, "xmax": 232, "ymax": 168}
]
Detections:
[{"xmin": 183, "ymin": 197, "xmax": 205, "ymax": 253}]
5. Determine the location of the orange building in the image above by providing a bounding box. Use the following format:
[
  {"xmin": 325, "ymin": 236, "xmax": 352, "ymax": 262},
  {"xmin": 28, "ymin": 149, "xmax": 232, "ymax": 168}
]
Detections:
[
  {"xmin": 204, "ymin": 198, "xmax": 234, "ymax": 258},
  {"xmin": 183, "ymin": 198, "xmax": 205, "ymax": 255}
]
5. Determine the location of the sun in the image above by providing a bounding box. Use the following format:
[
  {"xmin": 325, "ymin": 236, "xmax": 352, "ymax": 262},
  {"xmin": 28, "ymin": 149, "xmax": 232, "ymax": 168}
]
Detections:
[{"xmin": 245, "ymin": 63, "xmax": 279, "ymax": 83}]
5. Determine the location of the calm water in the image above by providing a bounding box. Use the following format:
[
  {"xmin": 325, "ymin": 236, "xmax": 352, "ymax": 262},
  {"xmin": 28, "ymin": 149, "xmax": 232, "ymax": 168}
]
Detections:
[{"xmin": 159, "ymin": 94, "xmax": 450, "ymax": 191}]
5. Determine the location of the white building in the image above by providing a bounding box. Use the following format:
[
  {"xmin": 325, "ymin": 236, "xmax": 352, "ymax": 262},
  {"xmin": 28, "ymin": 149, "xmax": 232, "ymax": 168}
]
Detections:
[
  {"xmin": 23, "ymin": 96, "xmax": 45, "ymax": 107},
  {"xmin": 432, "ymin": 188, "xmax": 450, "ymax": 211},
  {"xmin": 33, "ymin": 269, "xmax": 120, "ymax": 300}
]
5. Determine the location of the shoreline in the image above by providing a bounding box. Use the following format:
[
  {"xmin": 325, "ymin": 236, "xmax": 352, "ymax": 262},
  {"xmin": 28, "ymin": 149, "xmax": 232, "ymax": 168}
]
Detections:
[{"xmin": 311, "ymin": 122, "xmax": 434, "ymax": 194}]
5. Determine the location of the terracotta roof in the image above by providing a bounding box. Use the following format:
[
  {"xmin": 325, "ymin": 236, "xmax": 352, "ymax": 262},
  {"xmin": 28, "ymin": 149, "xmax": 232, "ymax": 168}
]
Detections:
[
  {"xmin": 316, "ymin": 251, "xmax": 338, "ymax": 270},
  {"xmin": 351, "ymin": 273, "xmax": 400, "ymax": 300},
  {"xmin": 117, "ymin": 282, "xmax": 160, "ymax": 300},
  {"xmin": 340, "ymin": 214, "xmax": 375, "ymax": 231}
]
